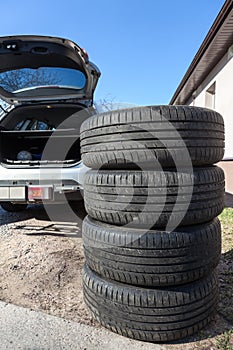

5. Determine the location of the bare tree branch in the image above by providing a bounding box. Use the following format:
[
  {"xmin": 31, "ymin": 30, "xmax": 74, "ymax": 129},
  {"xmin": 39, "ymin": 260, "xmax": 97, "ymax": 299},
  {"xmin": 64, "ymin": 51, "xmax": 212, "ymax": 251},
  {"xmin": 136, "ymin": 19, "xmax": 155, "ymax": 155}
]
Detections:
[{"xmin": 0, "ymin": 68, "xmax": 62, "ymax": 92}]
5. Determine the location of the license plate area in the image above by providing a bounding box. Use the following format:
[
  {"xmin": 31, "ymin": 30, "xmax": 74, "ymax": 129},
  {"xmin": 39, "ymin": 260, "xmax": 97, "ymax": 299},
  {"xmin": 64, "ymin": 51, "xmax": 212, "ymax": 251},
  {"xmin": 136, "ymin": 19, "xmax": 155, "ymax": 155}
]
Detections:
[{"xmin": 0, "ymin": 186, "xmax": 26, "ymax": 200}]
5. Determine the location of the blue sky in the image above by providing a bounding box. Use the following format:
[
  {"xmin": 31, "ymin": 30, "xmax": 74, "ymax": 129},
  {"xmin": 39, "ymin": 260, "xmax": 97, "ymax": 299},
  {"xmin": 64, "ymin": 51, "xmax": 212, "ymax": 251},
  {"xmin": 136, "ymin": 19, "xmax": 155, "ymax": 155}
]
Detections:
[{"xmin": 0, "ymin": 0, "xmax": 225, "ymax": 105}]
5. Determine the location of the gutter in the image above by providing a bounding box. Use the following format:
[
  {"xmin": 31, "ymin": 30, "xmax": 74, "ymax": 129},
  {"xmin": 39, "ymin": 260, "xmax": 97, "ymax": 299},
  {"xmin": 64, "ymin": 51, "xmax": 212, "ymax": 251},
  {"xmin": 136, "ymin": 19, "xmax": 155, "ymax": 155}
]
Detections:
[{"xmin": 170, "ymin": 0, "xmax": 233, "ymax": 105}]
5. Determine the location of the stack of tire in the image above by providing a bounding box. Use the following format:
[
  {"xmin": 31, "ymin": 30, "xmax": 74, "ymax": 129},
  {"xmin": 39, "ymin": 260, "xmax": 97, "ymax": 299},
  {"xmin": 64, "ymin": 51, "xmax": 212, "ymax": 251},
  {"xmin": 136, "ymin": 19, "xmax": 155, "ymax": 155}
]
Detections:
[{"xmin": 80, "ymin": 105, "xmax": 225, "ymax": 342}]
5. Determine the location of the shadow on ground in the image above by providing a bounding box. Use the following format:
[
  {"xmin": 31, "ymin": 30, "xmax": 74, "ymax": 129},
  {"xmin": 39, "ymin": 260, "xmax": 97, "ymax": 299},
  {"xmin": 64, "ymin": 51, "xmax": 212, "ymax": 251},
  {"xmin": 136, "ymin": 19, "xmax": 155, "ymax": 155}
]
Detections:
[
  {"xmin": 225, "ymin": 192, "xmax": 233, "ymax": 208},
  {"xmin": 0, "ymin": 201, "xmax": 86, "ymax": 236},
  {"xmin": 218, "ymin": 248, "xmax": 233, "ymax": 324}
]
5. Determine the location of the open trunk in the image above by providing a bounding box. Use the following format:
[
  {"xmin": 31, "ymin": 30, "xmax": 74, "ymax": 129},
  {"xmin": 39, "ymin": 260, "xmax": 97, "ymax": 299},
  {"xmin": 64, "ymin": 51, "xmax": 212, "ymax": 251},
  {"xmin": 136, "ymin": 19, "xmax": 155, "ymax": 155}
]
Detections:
[{"xmin": 0, "ymin": 103, "xmax": 91, "ymax": 167}]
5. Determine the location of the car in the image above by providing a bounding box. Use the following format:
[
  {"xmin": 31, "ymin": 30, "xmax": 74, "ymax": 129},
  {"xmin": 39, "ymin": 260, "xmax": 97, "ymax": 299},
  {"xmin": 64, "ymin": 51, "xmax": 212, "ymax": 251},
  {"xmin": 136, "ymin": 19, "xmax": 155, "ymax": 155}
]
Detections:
[{"xmin": 0, "ymin": 35, "xmax": 101, "ymax": 212}]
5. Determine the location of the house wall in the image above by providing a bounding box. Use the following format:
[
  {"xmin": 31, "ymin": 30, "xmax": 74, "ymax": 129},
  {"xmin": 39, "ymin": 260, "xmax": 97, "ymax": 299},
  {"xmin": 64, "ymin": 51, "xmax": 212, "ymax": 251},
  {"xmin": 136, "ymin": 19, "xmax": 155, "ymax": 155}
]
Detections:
[
  {"xmin": 218, "ymin": 160, "xmax": 233, "ymax": 195},
  {"xmin": 187, "ymin": 46, "xmax": 233, "ymax": 194},
  {"xmin": 189, "ymin": 46, "xmax": 233, "ymax": 159}
]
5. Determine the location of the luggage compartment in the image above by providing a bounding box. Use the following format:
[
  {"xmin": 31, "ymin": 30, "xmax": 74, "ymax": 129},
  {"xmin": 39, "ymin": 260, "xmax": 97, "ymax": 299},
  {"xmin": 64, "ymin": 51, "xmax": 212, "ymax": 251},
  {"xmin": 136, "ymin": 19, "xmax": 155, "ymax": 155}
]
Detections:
[{"xmin": 0, "ymin": 103, "xmax": 91, "ymax": 166}]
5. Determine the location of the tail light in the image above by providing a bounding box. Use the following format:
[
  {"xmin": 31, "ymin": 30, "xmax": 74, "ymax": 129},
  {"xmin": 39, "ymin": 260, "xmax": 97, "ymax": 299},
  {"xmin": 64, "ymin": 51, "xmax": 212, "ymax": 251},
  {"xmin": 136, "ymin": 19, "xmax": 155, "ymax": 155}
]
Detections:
[
  {"xmin": 28, "ymin": 186, "xmax": 52, "ymax": 201},
  {"xmin": 81, "ymin": 48, "xmax": 89, "ymax": 62}
]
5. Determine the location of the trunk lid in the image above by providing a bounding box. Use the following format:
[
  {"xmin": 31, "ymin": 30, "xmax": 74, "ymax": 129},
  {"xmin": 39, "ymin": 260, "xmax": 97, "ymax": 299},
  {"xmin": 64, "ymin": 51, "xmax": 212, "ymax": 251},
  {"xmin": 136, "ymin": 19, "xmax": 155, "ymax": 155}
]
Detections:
[{"xmin": 0, "ymin": 35, "xmax": 101, "ymax": 105}]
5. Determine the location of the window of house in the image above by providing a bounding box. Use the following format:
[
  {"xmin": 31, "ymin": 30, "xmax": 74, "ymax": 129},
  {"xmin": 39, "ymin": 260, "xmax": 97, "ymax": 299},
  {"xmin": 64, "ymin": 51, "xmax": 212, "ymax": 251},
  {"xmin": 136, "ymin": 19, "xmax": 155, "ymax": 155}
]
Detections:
[{"xmin": 205, "ymin": 82, "xmax": 216, "ymax": 109}]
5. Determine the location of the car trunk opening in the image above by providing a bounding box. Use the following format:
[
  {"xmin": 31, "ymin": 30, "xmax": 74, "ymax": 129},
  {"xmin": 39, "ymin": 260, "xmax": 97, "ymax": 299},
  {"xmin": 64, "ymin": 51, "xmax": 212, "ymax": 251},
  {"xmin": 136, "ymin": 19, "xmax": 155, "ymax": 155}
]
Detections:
[{"xmin": 0, "ymin": 103, "xmax": 91, "ymax": 167}]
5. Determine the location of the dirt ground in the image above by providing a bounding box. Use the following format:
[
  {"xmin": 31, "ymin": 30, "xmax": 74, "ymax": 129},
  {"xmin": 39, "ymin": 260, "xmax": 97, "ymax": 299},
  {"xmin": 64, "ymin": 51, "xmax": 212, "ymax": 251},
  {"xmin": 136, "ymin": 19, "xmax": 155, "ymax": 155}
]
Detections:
[
  {"xmin": 0, "ymin": 203, "xmax": 97, "ymax": 327},
  {"xmin": 0, "ymin": 201, "xmax": 232, "ymax": 350}
]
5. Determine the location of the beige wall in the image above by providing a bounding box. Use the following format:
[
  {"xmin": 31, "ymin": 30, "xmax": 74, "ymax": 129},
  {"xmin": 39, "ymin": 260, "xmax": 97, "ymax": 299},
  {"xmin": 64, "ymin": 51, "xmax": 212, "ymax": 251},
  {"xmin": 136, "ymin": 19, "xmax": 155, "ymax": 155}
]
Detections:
[{"xmin": 218, "ymin": 161, "xmax": 233, "ymax": 194}]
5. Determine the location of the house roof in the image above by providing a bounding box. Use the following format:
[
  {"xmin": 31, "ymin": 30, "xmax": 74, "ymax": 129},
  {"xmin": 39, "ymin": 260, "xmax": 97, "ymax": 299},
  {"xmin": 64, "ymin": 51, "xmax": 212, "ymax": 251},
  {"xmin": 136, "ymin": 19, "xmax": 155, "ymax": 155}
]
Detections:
[{"xmin": 170, "ymin": 0, "xmax": 233, "ymax": 105}]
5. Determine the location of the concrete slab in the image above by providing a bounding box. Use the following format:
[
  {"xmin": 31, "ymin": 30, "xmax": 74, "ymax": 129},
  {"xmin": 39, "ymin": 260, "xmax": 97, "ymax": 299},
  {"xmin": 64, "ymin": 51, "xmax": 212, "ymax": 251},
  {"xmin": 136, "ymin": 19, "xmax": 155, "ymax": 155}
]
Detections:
[{"xmin": 0, "ymin": 301, "xmax": 163, "ymax": 350}]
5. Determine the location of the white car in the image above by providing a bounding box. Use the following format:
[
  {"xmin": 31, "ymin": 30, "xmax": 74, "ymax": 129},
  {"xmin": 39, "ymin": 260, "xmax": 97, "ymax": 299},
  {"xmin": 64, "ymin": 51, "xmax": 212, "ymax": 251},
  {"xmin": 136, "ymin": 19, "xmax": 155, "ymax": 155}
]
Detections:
[{"xmin": 0, "ymin": 35, "xmax": 100, "ymax": 212}]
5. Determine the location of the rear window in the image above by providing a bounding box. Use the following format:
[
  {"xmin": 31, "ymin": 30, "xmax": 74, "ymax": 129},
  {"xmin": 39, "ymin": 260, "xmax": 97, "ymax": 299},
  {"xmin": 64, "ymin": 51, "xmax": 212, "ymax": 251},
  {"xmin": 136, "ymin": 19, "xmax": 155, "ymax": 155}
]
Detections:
[
  {"xmin": 14, "ymin": 119, "xmax": 54, "ymax": 131},
  {"xmin": 0, "ymin": 67, "xmax": 86, "ymax": 93}
]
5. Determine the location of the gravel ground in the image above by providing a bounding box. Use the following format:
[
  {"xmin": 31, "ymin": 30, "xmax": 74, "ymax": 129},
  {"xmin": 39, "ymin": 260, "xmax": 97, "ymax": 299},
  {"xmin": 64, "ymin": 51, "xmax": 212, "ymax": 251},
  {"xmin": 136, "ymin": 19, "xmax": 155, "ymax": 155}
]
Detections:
[{"xmin": 0, "ymin": 200, "xmax": 232, "ymax": 349}]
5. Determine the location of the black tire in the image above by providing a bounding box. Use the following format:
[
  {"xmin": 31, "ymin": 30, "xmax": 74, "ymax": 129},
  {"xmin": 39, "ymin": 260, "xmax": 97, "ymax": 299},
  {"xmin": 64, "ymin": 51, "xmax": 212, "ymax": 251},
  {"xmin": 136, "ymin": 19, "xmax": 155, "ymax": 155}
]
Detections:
[
  {"xmin": 80, "ymin": 106, "xmax": 224, "ymax": 169},
  {"xmin": 83, "ymin": 264, "xmax": 219, "ymax": 342},
  {"xmin": 1, "ymin": 202, "xmax": 28, "ymax": 212},
  {"xmin": 84, "ymin": 166, "xmax": 225, "ymax": 227},
  {"xmin": 82, "ymin": 216, "xmax": 221, "ymax": 287}
]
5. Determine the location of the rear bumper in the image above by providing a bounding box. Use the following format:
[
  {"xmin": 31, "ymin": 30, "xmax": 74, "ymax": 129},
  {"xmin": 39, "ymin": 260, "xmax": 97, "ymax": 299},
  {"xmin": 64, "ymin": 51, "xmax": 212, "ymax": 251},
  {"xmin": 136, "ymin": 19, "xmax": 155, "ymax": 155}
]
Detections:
[{"xmin": 0, "ymin": 162, "xmax": 89, "ymax": 203}]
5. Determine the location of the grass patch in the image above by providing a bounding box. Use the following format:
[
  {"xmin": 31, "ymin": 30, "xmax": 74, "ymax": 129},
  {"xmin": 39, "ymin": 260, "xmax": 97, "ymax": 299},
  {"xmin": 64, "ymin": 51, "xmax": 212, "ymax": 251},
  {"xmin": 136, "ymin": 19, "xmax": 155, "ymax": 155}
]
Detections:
[
  {"xmin": 218, "ymin": 208, "xmax": 233, "ymax": 325},
  {"xmin": 219, "ymin": 208, "xmax": 233, "ymax": 258},
  {"xmin": 219, "ymin": 208, "xmax": 233, "ymax": 224},
  {"xmin": 216, "ymin": 329, "xmax": 233, "ymax": 350}
]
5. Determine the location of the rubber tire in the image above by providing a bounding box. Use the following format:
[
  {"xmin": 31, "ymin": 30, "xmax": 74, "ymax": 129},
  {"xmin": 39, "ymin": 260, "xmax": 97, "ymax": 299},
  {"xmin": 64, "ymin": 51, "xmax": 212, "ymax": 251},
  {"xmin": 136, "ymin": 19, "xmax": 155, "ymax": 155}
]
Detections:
[
  {"xmin": 84, "ymin": 166, "xmax": 225, "ymax": 227},
  {"xmin": 82, "ymin": 216, "xmax": 221, "ymax": 287},
  {"xmin": 1, "ymin": 202, "xmax": 28, "ymax": 212},
  {"xmin": 80, "ymin": 105, "xmax": 224, "ymax": 169},
  {"xmin": 83, "ymin": 264, "xmax": 219, "ymax": 342}
]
